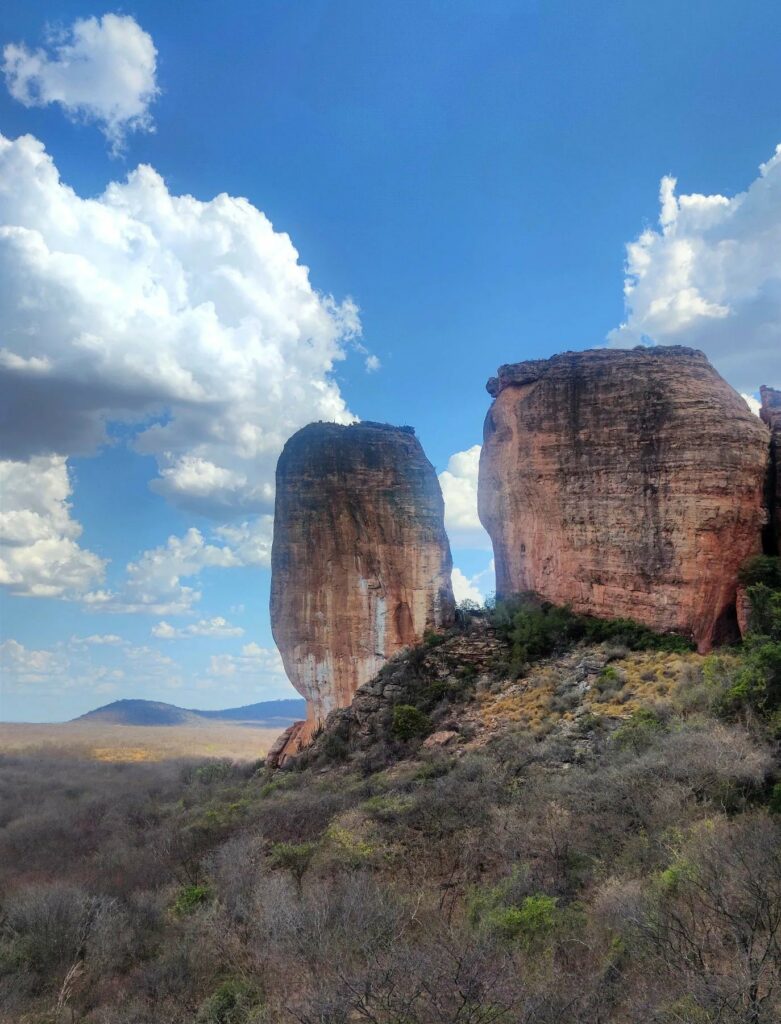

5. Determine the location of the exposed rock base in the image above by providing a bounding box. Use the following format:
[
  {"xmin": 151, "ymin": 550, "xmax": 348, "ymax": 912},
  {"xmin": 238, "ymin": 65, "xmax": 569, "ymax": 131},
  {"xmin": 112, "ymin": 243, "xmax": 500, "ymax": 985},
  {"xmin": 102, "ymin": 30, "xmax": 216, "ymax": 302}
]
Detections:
[{"xmin": 478, "ymin": 346, "xmax": 770, "ymax": 652}]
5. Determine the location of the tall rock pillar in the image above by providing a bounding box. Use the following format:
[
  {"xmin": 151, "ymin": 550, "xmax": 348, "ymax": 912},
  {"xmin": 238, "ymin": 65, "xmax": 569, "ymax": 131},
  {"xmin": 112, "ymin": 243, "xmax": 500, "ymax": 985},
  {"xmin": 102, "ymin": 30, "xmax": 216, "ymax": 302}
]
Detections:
[
  {"xmin": 270, "ymin": 421, "xmax": 454, "ymax": 749},
  {"xmin": 478, "ymin": 346, "xmax": 770, "ymax": 652}
]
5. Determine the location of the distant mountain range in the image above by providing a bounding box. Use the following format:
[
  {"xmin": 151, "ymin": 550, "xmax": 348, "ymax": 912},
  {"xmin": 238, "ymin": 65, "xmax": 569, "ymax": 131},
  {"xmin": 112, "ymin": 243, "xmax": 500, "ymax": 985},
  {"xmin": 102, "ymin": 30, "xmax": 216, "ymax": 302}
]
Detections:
[{"xmin": 74, "ymin": 697, "xmax": 306, "ymax": 727}]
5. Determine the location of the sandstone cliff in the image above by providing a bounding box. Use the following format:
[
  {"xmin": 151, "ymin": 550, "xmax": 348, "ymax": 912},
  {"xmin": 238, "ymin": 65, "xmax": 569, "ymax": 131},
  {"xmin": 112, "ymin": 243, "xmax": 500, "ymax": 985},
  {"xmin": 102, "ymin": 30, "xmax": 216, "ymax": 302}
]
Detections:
[
  {"xmin": 761, "ymin": 386, "xmax": 781, "ymax": 554},
  {"xmin": 478, "ymin": 346, "xmax": 770, "ymax": 652},
  {"xmin": 270, "ymin": 421, "xmax": 454, "ymax": 757}
]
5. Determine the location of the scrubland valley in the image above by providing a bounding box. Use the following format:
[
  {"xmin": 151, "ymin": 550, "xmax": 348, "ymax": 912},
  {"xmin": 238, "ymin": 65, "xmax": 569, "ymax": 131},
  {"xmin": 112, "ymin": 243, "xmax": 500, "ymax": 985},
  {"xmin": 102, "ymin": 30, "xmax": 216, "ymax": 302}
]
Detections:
[
  {"xmin": 2, "ymin": 560, "xmax": 780, "ymax": 1024},
  {"xmin": 0, "ymin": 723, "xmax": 283, "ymax": 764}
]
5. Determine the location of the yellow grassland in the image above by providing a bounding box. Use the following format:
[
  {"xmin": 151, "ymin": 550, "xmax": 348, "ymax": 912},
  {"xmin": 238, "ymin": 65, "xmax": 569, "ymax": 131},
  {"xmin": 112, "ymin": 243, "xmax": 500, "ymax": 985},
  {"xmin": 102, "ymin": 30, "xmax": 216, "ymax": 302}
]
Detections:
[
  {"xmin": 478, "ymin": 649, "xmax": 701, "ymax": 733},
  {"xmin": 0, "ymin": 721, "xmax": 283, "ymax": 762}
]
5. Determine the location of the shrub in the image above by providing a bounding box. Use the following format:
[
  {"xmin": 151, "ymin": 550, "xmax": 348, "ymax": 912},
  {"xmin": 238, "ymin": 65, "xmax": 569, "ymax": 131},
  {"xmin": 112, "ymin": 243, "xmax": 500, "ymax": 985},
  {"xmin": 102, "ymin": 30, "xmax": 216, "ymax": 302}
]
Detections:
[
  {"xmin": 172, "ymin": 884, "xmax": 211, "ymax": 915},
  {"xmin": 738, "ymin": 554, "xmax": 781, "ymax": 589},
  {"xmin": 743, "ymin": 584, "xmax": 781, "ymax": 641},
  {"xmin": 391, "ymin": 704, "xmax": 432, "ymax": 741},
  {"xmin": 268, "ymin": 841, "xmax": 316, "ymax": 883},
  {"xmin": 612, "ymin": 707, "xmax": 666, "ymax": 752},
  {"xmin": 196, "ymin": 979, "xmax": 263, "ymax": 1024},
  {"xmin": 489, "ymin": 596, "xmax": 692, "ymax": 675}
]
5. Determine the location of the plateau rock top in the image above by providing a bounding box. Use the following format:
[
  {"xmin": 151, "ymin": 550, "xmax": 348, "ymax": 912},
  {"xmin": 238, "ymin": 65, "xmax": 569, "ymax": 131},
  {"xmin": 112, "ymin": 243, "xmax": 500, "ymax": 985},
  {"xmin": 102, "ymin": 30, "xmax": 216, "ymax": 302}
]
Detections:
[{"xmin": 478, "ymin": 346, "xmax": 770, "ymax": 652}]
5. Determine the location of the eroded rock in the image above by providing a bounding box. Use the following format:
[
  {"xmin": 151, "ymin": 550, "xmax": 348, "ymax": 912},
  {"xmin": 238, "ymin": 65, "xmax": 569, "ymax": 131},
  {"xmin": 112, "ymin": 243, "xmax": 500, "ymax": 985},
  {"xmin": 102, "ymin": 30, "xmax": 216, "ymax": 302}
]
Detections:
[
  {"xmin": 270, "ymin": 421, "xmax": 455, "ymax": 731},
  {"xmin": 760, "ymin": 386, "xmax": 781, "ymax": 554},
  {"xmin": 479, "ymin": 346, "xmax": 770, "ymax": 652}
]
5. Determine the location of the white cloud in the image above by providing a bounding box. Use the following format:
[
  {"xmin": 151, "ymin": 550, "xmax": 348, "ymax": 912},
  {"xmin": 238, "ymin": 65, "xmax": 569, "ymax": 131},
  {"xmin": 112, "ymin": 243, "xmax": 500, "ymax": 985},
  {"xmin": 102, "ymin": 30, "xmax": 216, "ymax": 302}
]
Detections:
[
  {"xmin": 742, "ymin": 393, "xmax": 761, "ymax": 417},
  {"xmin": 86, "ymin": 518, "xmax": 272, "ymax": 615},
  {"xmin": 451, "ymin": 567, "xmax": 484, "ymax": 605},
  {"xmin": 0, "ymin": 455, "xmax": 105, "ymax": 598},
  {"xmin": 152, "ymin": 616, "xmax": 244, "ymax": 639},
  {"xmin": 206, "ymin": 642, "xmax": 286, "ymax": 681},
  {"xmin": 451, "ymin": 559, "xmax": 495, "ymax": 606},
  {"xmin": 365, "ymin": 354, "xmax": 381, "ymax": 372},
  {"xmin": 609, "ymin": 145, "xmax": 781, "ymax": 392},
  {"xmin": 3, "ymin": 14, "xmax": 158, "ymax": 154},
  {"xmin": 70, "ymin": 633, "xmax": 125, "ymax": 647},
  {"xmin": 438, "ymin": 445, "xmax": 492, "ymax": 550},
  {"xmin": 212, "ymin": 517, "xmax": 274, "ymax": 567},
  {"xmin": 0, "ymin": 132, "xmax": 361, "ymax": 521},
  {"xmin": 0, "ymin": 638, "xmax": 67, "ymax": 685}
]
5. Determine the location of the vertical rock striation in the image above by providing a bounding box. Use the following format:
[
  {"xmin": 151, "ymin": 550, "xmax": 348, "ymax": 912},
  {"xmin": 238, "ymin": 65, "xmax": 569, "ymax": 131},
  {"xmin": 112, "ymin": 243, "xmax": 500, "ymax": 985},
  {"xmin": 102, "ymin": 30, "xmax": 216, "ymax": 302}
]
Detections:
[
  {"xmin": 760, "ymin": 386, "xmax": 781, "ymax": 554},
  {"xmin": 270, "ymin": 421, "xmax": 454, "ymax": 752},
  {"xmin": 478, "ymin": 346, "xmax": 770, "ymax": 652}
]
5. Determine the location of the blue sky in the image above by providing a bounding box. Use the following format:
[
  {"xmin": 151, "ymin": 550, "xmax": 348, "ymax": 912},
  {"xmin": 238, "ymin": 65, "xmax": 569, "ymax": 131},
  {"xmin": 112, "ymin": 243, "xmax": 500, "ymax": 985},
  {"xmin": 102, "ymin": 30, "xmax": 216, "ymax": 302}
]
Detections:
[{"xmin": 1, "ymin": 1, "xmax": 780, "ymax": 721}]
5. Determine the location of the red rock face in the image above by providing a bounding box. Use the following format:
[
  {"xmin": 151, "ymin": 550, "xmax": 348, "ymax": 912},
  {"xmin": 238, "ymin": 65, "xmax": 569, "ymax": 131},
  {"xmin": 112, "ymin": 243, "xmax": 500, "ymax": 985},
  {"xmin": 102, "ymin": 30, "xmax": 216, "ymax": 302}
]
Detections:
[
  {"xmin": 760, "ymin": 386, "xmax": 781, "ymax": 554},
  {"xmin": 270, "ymin": 422, "xmax": 455, "ymax": 729},
  {"xmin": 478, "ymin": 347, "xmax": 770, "ymax": 652}
]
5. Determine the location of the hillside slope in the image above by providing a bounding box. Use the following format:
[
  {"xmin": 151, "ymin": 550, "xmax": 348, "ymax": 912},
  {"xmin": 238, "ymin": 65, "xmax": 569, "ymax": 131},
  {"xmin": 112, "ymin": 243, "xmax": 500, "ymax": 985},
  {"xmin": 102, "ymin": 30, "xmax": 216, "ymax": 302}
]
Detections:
[{"xmin": 3, "ymin": 582, "xmax": 780, "ymax": 1024}]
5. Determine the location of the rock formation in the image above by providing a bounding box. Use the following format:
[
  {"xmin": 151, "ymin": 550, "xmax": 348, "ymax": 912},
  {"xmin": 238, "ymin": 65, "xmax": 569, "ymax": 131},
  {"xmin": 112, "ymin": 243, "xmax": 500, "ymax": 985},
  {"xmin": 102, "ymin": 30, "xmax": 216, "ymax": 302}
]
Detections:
[
  {"xmin": 478, "ymin": 346, "xmax": 770, "ymax": 652},
  {"xmin": 760, "ymin": 386, "xmax": 781, "ymax": 554},
  {"xmin": 270, "ymin": 421, "xmax": 454, "ymax": 759}
]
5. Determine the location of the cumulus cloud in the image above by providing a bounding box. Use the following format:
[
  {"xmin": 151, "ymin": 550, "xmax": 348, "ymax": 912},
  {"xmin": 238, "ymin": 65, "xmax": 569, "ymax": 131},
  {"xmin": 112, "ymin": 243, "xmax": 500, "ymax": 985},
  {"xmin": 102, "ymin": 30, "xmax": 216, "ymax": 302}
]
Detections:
[
  {"xmin": 206, "ymin": 642, "xmax": 287, "ymax": 682},
  {"xmin": 0, "ymin": 133, "xmax": 362, "ymax": 519},
  {"xmin": 451, "ymin": 567, "xmax": 484, "ymax": 605},
  {"xmin": 451, "ymin": 559, "xmax": 495, "ymax": 606},
  {"xmin": 0, "ymin": 637, "xmax": 128, "ymax": 705},
  {"xmin": 610, "ymin": 145, "xmax": 781, "ymax": 392},
  {"xmin": 70, "ymin": 633, "xmax": 125, "ymax": 647},
  {"xmin": 152, "ymin": 616, "xmax": 244, "ymax": 640},
  {"xmin": 3, "ymin": 14, "xmax": 158, "ymax": 154},
  {"xmin": 0, "ymin": 455, "xmax": 105, "ymax": 598},
  {"xmin": 0, "ymin": 638, "xmax": 67, "ymax": 685},
  {"xmin": 438, "ymin": 445, "xmax": 492, "ymax": 550},
  {"xmin": 87, "ymin": 520, "xmax": 272, "ymax": 615}
]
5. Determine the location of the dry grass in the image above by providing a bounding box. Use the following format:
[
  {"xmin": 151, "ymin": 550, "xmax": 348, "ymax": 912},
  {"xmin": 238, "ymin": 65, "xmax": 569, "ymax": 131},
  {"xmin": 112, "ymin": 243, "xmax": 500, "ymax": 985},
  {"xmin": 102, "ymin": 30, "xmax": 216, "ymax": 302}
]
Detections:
[
  {"xmin": 478, "ymin": 648, "xmax": 701, "ymax": 733},
  {"xmin": 0, "ymin": 721, "xmax": 282, "ymax": 762}
]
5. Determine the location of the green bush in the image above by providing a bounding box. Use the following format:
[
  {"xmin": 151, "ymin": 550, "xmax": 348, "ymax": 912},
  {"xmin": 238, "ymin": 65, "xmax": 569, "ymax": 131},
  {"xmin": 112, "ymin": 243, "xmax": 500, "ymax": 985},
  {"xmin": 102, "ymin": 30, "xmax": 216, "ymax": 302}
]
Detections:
[
  {"xmin": 172, "ymin": 884, "xmax": 211, "ymax": 915},
  {"xmin": 391, "ymin": 704, "xmax": 432, "ymax": 740},
  {"xmin": 713, "ymin": 575, "xmax": 781, "ymax": 722},
  {"xmin": 488, "ymin": 596, "xmax": 691, "ymax": 675},
  {"xmin": 197, "ymin": 979, "xmax": 263, "ymax": 1023},
  {"xmin": 268, "ymin": 841, "xmax": 316, "ymax": 883},
  {"xmin": 612, "ymin": 707, "xmax": 666, "ymax": 752},
  {"xmin": 743, "ymin": 584, "xmax": 781, "ymax": 641},
  {"xmin": 738, "ymin": 554, "xmax": 781, "ymax": 589}
]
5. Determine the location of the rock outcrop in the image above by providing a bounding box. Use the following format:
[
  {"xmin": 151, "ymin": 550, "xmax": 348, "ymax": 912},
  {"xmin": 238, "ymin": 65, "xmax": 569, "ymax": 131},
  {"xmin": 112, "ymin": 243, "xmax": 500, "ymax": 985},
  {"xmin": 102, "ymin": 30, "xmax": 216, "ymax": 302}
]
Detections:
[
  {"xmin": 761, "ymin": 386, "xmax": 781, "ymax": 554},
  {"xmin": 270, "ymin": 421, "xmax": 455, "ymax": 756},
  {"xmin": 478, "ymin": 346, "xmax": 770, "ymax": 652}
]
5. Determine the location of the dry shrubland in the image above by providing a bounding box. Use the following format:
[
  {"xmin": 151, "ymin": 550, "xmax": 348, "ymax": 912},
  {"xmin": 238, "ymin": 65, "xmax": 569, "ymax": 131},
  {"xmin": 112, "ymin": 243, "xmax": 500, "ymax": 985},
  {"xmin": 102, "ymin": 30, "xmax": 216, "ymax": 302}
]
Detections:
[{"xmin": 2, "ymin": 587, "xmax": 781, "ymax": 1023}]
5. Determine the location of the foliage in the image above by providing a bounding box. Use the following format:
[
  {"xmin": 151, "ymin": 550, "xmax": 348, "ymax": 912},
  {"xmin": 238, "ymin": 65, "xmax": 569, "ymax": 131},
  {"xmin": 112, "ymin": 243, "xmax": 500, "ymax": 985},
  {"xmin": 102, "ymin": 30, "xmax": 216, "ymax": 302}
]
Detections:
[
  {"xmin": 391, "ymin": 703, "xmax": 432, "ymax": 740},
  {"xmin": 197, "ymin": 979, "xmax": 264, "ymax": 1024},
  {"xmin": 612, "ymin": 707, "xmax": 667, "ymax": 752},
  {"xmin": 0, "ymin": 615, "xmax": 779, "ymax": 1024},
  {"xmin": 738, "ymin": 554, "xmax": 781, "ymax": 589},
  {"xmin": 488, "ymin": 595, "xmax": 692, "ymax": 675},
  {"xmin": 172, "ymin": 883, "xmax": 212, "ymax": 914},
  {"xmin": 268, "ymin": 841, "xmax": 316, "ymax": 883},
  {"xmin": 712, "ymin": 566, "xmax": 781, "ymax": 725}
]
